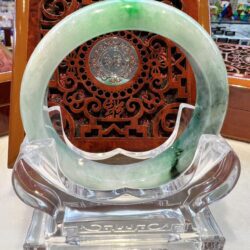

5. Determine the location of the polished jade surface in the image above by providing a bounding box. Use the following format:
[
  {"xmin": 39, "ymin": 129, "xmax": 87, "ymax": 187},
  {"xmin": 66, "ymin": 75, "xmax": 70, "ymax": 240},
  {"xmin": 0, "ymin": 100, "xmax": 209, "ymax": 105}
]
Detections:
[{"xmin": 20, "ymin": 0, "xmax": 228, "ymax": 190}]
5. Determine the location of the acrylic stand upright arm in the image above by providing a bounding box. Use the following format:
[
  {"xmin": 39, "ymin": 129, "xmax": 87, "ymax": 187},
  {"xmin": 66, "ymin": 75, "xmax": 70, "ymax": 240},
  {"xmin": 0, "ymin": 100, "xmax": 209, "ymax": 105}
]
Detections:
[{"xmin": 12, "ymin": 105, "xmax": 240, "ymax": 249}]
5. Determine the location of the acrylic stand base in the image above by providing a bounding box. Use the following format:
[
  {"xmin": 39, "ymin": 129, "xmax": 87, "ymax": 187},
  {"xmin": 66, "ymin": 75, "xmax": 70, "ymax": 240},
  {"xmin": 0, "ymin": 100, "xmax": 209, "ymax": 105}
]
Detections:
[
  {"xmin": 13, "ymin": 106, "xmax": 240, "ymax": 250},
  {"xmin": 24, "ymin": 205, "xmax": 224, "ymax": 250}
]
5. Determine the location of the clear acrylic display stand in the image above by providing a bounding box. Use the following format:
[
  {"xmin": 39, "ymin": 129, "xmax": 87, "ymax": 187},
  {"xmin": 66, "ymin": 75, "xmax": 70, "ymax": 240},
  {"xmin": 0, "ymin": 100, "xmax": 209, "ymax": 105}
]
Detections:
[{"xmin": 12, "ymin": 105, "xmax": 240, "ymax": 250}]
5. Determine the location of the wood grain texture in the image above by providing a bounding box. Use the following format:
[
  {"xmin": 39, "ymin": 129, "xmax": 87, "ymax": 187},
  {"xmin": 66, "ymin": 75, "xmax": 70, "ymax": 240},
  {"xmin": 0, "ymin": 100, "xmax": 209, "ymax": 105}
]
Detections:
[
  {"xmin": 222, "ymin": 108, "xmax": 250, "ymax": 142},
  {"xmin": 7, "ymin": 0, "xmax": 29, "ymax": 167},
  {"xmin": 0, "ymin": 72, "xmax": 12, "ymax": 84},
  {"xmin": 222, "ymin": 85, "xmax": 250, "ymax": 142},
  {"xmin": 0, "ymin": 105, "xmax": 10, "ymax": 137},
  {"xmin": 229, "ymin": 77, "xmax": 250, "ymax": 88},
  {"xmin": 198, "ymin": 0, "xmax": 210, "ymax": 33}
]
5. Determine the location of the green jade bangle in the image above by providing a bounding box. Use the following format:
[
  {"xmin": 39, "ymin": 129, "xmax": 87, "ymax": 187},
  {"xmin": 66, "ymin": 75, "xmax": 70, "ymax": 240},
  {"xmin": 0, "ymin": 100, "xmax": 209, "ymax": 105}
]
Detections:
[{"xmin": 20, "ymin": 0, "xmax": 228, "ymax": 190}]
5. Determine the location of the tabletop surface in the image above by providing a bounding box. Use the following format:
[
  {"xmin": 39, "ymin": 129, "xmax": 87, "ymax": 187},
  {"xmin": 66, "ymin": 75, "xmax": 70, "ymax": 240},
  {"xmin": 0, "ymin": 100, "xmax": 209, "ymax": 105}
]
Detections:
[{"xmin": 0, "ymin": 136, "xmax": 250, "ymax": 250}]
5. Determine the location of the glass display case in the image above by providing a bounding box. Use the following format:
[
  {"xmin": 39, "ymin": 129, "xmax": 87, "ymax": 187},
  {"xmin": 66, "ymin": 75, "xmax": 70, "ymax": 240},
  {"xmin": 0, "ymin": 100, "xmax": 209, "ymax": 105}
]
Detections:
[
  {"xmin": 209, "ymin": 1, "xmax": 250, "ymax": 142},
  {"xmin": 210, "ymin": 0, "xmax": 250, "ymax": 45}
]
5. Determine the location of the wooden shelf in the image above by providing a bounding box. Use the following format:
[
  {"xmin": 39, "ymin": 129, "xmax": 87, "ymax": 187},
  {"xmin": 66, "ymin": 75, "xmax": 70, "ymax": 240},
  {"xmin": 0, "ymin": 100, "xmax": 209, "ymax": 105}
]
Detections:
[{"xmin": 0, "ymin": 71, "xmax": 12, "ymax": 84}]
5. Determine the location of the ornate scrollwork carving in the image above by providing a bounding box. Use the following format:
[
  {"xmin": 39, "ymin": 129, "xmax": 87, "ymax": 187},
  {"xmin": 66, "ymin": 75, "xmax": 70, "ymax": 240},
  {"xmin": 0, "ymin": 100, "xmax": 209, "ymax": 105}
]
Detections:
[
  {"xmin": 217, "ymin": 42, "xmax": 250, "ymax": 78},
  {"xmin": 89, "ymin": 37, "xmax": 139, "ymax": 85},
  {"xmin": 29, "ymin": 0, "xmax": 194, "ymax": 152},
  {"xmin": 47, "ymin": 30, "xmax": 191, "ymax": 150}
]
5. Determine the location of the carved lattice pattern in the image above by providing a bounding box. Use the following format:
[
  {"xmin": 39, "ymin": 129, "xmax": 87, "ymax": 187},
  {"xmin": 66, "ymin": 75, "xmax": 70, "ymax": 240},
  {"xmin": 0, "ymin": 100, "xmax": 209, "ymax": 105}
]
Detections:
[
  {"xmin": 217, "ymin": 42, "xmax": 250, "ymax": 78},
  {"xmin": 28, "ymin": 0, "xmax": 196, "ymax": 152}
]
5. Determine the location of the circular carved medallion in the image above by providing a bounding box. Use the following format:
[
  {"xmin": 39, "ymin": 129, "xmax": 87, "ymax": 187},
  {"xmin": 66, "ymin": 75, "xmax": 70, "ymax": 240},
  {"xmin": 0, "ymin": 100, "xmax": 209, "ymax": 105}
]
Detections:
[
  {"xmin": 89, "ymin": 37, "xmax": 139, "ymax": 85},
  {"xmin": 243, "ymin": 56, "xmax": 250, "ymax": 65}
]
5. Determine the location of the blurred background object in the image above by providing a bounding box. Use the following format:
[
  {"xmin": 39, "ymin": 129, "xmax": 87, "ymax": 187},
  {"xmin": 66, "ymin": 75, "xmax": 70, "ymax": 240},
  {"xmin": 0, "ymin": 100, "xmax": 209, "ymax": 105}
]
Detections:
[
  {"xmin": 0, "ymin": 0, "xmax": 13, "ymax": 136},
  {"xmin": 0, "ymin": 0, "xmax": 14, "ymax": 48},
  {"xmin": 0, "ymin": 44, "xmax": 12, "ymax": 136}
]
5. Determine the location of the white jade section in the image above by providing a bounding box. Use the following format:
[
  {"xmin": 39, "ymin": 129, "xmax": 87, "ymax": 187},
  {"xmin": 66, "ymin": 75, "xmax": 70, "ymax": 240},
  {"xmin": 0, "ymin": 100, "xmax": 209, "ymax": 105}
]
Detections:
[{"xmin": 20, "ymin": 0, "xmax": 228, "ymax": 190}]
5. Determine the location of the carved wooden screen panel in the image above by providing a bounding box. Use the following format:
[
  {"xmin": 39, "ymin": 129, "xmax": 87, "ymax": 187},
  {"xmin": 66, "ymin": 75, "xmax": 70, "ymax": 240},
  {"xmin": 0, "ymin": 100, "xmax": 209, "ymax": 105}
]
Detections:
[
  {"xmin": 218, "ymin": 42, "xmax": 250, "ymax": 143},
  {"xmin": 27, "ymin": 0, "xmax": 197, "ymax": 152},
  {"xmin": 217, "ymin": 43, "xmax": 250, "ymax": 79}
]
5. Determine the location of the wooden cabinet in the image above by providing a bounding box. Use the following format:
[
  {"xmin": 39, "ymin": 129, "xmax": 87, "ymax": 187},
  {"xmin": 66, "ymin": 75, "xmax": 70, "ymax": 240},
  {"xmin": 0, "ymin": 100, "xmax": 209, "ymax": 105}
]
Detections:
[
  {"xmin": 222, "ymin": 82, "xmax": 250, "ymax": 142},
  {"xmin": 0, "ymin": 45, "xmax": 12, "ymax": 136},
  {"xmin": 218, "ymin": 43, "xmax": 250, "ymax": 141}
]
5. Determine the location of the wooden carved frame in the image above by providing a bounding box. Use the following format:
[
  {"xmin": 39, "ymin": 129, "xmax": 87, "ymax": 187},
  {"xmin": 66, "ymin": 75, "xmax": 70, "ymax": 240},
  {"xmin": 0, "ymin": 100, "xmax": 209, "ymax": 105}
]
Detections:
[{"xmin": 8, "ymin": 0, "xmax": 210, "ymax": 167}]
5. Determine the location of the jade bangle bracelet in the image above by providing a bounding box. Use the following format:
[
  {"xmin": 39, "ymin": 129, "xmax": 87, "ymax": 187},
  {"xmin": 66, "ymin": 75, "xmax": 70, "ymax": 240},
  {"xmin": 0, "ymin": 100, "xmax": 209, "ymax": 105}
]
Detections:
[{"xmin": 20, "ymin": 0, "xmax": 228, "ymax": 190}]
